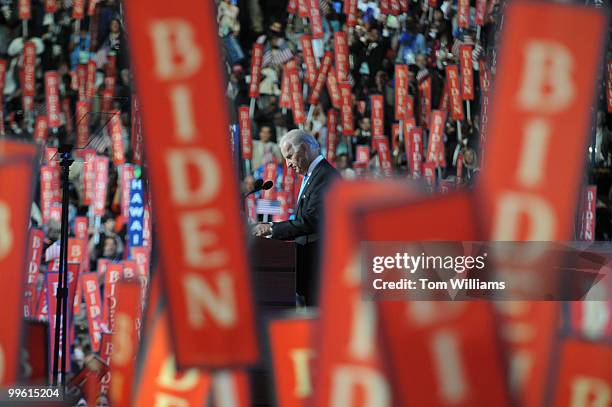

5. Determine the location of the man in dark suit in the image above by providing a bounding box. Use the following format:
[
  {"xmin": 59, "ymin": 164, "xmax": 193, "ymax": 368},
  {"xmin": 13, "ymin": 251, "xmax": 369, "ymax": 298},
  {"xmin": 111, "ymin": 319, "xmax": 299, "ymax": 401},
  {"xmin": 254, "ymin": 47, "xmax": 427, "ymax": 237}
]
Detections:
[{"xmin": 252, "ymin": 129, "xmax": 339, "ymax": 306}]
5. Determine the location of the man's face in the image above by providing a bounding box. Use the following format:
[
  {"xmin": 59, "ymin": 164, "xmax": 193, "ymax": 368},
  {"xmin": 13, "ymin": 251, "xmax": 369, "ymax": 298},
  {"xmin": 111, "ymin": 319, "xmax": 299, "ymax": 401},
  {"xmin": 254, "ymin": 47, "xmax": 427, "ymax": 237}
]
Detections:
[
  {"xmin": 259, "ymin": 126, "xmax": 272, "ymax": 142},
  {"xmin": 281, "ymin": 142, "xmax": 310, "ymax": 175},
  {"xmin": 103, "ymin": 237, "xmax": 117, "ymax": 257}
]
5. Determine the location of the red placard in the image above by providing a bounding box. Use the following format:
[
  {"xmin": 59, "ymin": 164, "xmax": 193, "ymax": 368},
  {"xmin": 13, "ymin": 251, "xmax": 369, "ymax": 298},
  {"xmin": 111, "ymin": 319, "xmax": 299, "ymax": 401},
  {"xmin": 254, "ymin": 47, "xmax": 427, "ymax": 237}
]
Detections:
[
  {"xmin": 18, "ymin": 0, "xmax": 31, "ymax": 19},
  {"xmin": 606, "ymin": 59, "xmax": 612, "ymax": 113},
  {"xmin": 288, "ymin": 61, "xmax": 306, "ymax": 125},
  {"xmin": 551, "ymin": 339, "xmax": 612, "ymax": 406},
  {"xmin": 391, "ymin": 123, "xmax": 399, "ymax": 152},
  {"xmin": 86, "ymin": 60, "xmax": 97, "ymax": 101},
  {"xmin": 82, "ymin": 149, "xmax": 96, "ymax": 206},
  {"xmin": 287, "ymin": 0, "xmax": 297, "ymax": 14},
  {"xmin": 131, "ymin": 246, "xmax": 150, "ymax": 278},
  {"xmin": 478, "ymin": 3, "xmax": 606, "ymax": 406},
  {"xmin": 76, "ymin": 101, "xmax": 89, "ymax": 148},
  {"xmin": 423, "ymin": 161, "xmax": 436, "ymax": 188},
  {"xmin": 280, "ymin": 66, "xmax": 292, "ymax": 109},
  {"xmin": 346, "ymin": 0, "xmax": 358, "ymax": 26},
  {"xmin": 239, "ymin": 106, "xmax": 253, "ymax": 160},
  {"xmin": 283, "ymin": 164, "xmax": 296, "ymax": 194},
  {"xmin": 356, "ymin": 145, "xmax": 370, "ymax": 164},
  {"xmin": 301, "ymin": 35, "xmax": 317, "ymax": 87},
  {"xmin": 68, "ymin": 238, "xmax": 86, "ymax": 267},
  {"xmin": 40, "ymin": 166, "xmax": 54, "ymax": 224},
  {"xmin": 101, "ymin": 88, "xmax": 113, "ymax": 112},
  {"xmin": 24, "ymin": 228, "xmax": 44, "ymax": 318},
  {"xmin": 340, "ymin": 83, "xmax": 353, "ymax": 136},
  {"xmin": 88, "ymin": 0, "xmax": 97, "ymax": 15},
  {"xmin": 308, "ymin": 51, "xmax": 332, "ymax": 105},
  {"xmin": 326, "ymin": 66, "xmax": 342, "ymax": 109},
  {"xmin": 478, "ymin": 60, "xmax": 492, "ymax": 153},
  {"xmin": 121, "ymin": 165, "xmax": 135, "ymax": 218},
  {"xmin": 326, "ymin": 109, "xmax": 338, "ymax": 162},
  {"xmin": 426, "ymin": 110, "xmax": 445, "ymax": 166},
  {"xmin": 74, "ymin": 216, "xmax": 88, "ymax": 240},
  {"xmin": 81, "ymin": 273, "xmax": 103, "ymax": 352},
  {"xmin": 124, "ymin": 0, "xmax": 259, "ymax": 367},
  {"xmin": 22, "ymin": 41, "xmax": 36, "ymax": 111},
  {"xmin": 34, "ymin": 116, "xmax": 48, "ymax": 144},
  {"xmin": 419, "ymin": 77, "xmax": 431, "ymax": 126},
  {"xmin": 92, "ymin": 155, "xmax": 108, "ymax": 217},
  {"xmin": 249, "ymin": 43, "xmax": 264, "ymax": 98},
  {"xmin": 72, "ymin": 0, "xmax": 85, "ymax": 19},
  {"xmin": 371, "ymin": 95, "xmax": 385, "ymax": 137},
  {"xmin": 77, "ymin": 64, "xmax": 87, "ymax": 101},
  {"xmin": 245, "ymin": 195, "xmax": 257, "ymax": 223},
  {"xmin": 314, "ymin": 181, "xmax": 416, "ymax": 407},
  {"xmin": 44, "ymin": 0, "xmax": 57, "ymax": 12},
  {"xmin": 307, "ymin": 0, "xmax": 324, "ymax": 38},
  {"xmin": 269, "ymin": 317, "xmax": 317, "ymax": 407},
  {"xmin": 133, "ymin": 308, "xmax": 212, "ymax": 407},
  {"xmin": 110, "ymin": 111, "xmax": 125, "ymax": 165},
  {"xmin": 131, "ymin": 94, "xmax": 144, "ymax": 165},
  {"xmin": 45, "ymin": 71, "xmax": 61, "ymax": 128},
  {"xmin": 458, "ymin": 0, "xmax": 470, "ymax": 28},
  {"xmin": 334, "ymin": 32, "xmax": 349, "ymax": 82},
  {"xmin": 459, "ymin": 45, "xmax": 474, "ymax": 100},
  {"xmin": 581, "ymin": 185, "xmax": 597, "ymax": 241},
  {"xmin": 103, "ymin": 263, "xmax": 122, "ymax": 331},
  {"xmin": 446, "ymin": 65, "xmax": 464, "ymax": 120},
  {"xmin": 375, "ymin": 136, "xmax": 393, "ymax": 177},
  {"xmin": 395, "ymin": 65, "xmax": 409, "ymax": 120},
  {"xmin": 297, "ymin": 0, "xmax": 308, "ymax": 17},
  {"xmin": 475, "ymin": 0, "xmax": 487, "ymax": 26}
]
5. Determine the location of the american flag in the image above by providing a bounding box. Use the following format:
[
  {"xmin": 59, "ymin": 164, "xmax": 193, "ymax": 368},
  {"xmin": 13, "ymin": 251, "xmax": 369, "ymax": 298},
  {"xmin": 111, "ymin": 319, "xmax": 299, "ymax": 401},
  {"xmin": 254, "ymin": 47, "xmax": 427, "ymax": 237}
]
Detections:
[
  {"xmin": 256, "ymin": 199, "xmax": 282, "ymax": 215},
  {"xmin": 262, "ymin": 40, "xmax": 294, "ymax": 68}
]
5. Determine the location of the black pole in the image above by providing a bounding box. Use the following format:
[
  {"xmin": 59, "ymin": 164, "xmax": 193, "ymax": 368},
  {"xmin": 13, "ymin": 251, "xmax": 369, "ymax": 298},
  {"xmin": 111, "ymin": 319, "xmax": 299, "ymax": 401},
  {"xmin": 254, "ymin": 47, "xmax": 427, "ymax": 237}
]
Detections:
[{"xmin": 59, "ymin": 145, "xmax": 73, "ymax": 391}]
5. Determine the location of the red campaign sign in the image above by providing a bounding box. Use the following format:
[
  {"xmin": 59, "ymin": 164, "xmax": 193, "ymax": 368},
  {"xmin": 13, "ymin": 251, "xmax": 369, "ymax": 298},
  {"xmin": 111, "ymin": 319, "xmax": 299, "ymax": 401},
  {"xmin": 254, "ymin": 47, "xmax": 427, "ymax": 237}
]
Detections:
[
  {"xmin": 72, "ymin": 0, "xmax": 85, "ymax": 19},
  {"xmin": 371, "ymin": 95, "xmax": 385, "ymax": 137},
  {"xmin": 76, "ymin": 101, "xmax": 89, "ymax": 148},
  {"xmin": 101, "ymin": 88, "xmax": 113, "ymax": 112},
  {"xmin": 568, "ymin": 301, "xmax": 612, "ymax": 339},
  {"xmin": 375, "ymin": 136, "xmax": 393, "ymax": 177},
  {"xmin": 110, "ymin": 111, "xmax": 126, "ymax": 165},
  {"xmin": 245, "ymin": 195, "xmax": 257, "ymax": 223},
  {"xmin": 423, "ymin": 161, "xmax": 436, "ymax": 188},
  {"xmin": 607, "ymin": 59, "xmax": 612, "ymax": 113},
  {"xmin": 326, "ymin": 66, "xmax": 342, "ymax": 109},
  {"xmin": 426, "ymin": 110, "xmax": 445, "ymax": 165},
  {"xmin": 551, "ymin": 339, "xmax": 612, "ymax": 406},
  {"xmin": 297, "ymin": 0, "xmax": 308, "ymax": 17},
  {"xmin": 88, "ymin": 0, "xmax": 97, "ymax": 15},
  {"xmin": 68, "ymin": 238, "xmax": 86, "ymax": 268},
  {"xmin": 477, "ymin": 3, "xmax": 606, "ymax": 406},
  {"xmin": 327, "ymin": 109, "xmax": 338, "ymax": 162},
  {"xmin": 239, "ymin": 106, "xmax": 253, "ymax": 160},
  {"xmin": 340, "ymin": 83, "xmax": 354, "ymax": 136},
  {"xmin": 283, "ymin": 164, "xmax": 296, "ymax": 194},
  {"xmin": 478, "ymin": 60, "xmax": 491, "ymax": 153},
  {"xmin": 446, "ymin": 65, "xmax": 464, "ymax": 120},
  {"xmin": 274, "ymin": 191, "xmax": 291, "ymax": 222},
  {"xmin": 124, "ymin": 0, "xmax": 259, "ymax": 367},
  {"xmin": 391, "ymin": 123, "xmax": 399, "ymax": 152},
  {"xmin": 45, "ymin": 71, "xmax": 61, "ymax": 128},
  {"xmin": 307, "ymin": 0, "xmax": 324, "ymax": 39},
  {"xmin": 459, "ymin": 45, "xmax": 474, "ymax": 100},
  {"xmin": 86, "ymin": 60, "xmax": 97, "ymax": 101},
  {"xmin": 269, "ymin": 317, "xmax": 317, "ymax": 407},
  {"xmin": 356, "ymin": 191, "xmax": 509, "ymax": 406},
  {"xmin": 334, "ymin": 32, "xmax": 349, "ymax": 82},
  {"xmin": 456, "ymin": 153, "xmax": 463, "ymax": 180},
  {"xmin": 418, "ymin": 77, "xmax": 431, "ymax": 127},
  {"xmin": 280, "ymin": 65, "xmax": 292, "ymax": 109},
  {"xmin": 458, "ymin": 0, "xmax": 470, "ymax": 28},
  {"xmin": 93, "ymin": 155, "xmax": 109, "ymax": 217},
  {"xmin": 133, "ymin": 308, "xmax": 212, "ymax": 407},
  {"xmin": 131, "ymin": 246, "xmax": 150, "ymax": 278},
  {"xmin": 380, "ymin": 0, "xmax": 389, "ymax": 14},
  {"xmin": 131, "ymin": 94, "xmax": 144, "ymax": 165},
  {"xmin": 49, "ymin": 203, "xmax": 61, "ymax": 224},
  {"xmin": 74, "ymin": 216, "xmax": 88, "ymax": 240},
  {"xmin": 581, "ymin": 185, "xmax": 597, "ymax": 241},
  {"xmin": 249, "ymin": 43, "xmax": 264, "ymax": 98},
  {"xmin": 22, "ymin": 41, "xmax": 36, "ymax": 111},
  {"xmin": 105, "ymin": 75, "xmax": 116, "ymax": 96},
  {"xmin": 475, "ymin": 0, "xmax": 487, "ymax": 26},
  {"xmin": 288, "ymin": 61, "xmax": 306, "ymax": 125},
  {"xmin": 346, "ymin": 0, "xmax": 358, "ymax": 27},
  {"xmin": 110, "ymin": 280, "xmax": 143, "ymax": 407},
  {"xmin": 308, "ymin": 51, "xmax": 333, "ymax": 105},
  {"xmin": 389, "ymin": 0, "xmax": 400, "ymax": 15},
  {"xmin": 394, "ymin": 65, "xmax": 409, "ymax": 120},
  {"xmin": 287, "ymin": 0, "xmax": 297, "ymax": 14},
  {"xmin": 62, "ymin": 98, "xmax": 74, "ymax": 134},
  {"xmin": 44, "ymin": 0, "xmax": 58, "ymax": 13},
  {"xmin": 40, "ymin": 166, "xmax": 55, "ymax": 224},
  {"xmin": 121, "ymin": 165, "xmax": 135, "ymax": 218},
  {"xmin": 24, "ymin": 228, "xmax": 44, "ymax": 318},
  {"xmin": 82, "ymin": 149, "xmax": 96, "ymax": 205},
  {"xmin": 81, "ymin": 273, "xmax": 103, "ymax": 352},
  {"xmin": 122, "ymin": 260, "xmax": 139, "ymax": 281},
  {"xmin": 301, "ymin": 36, "xmax": 317, "ymax": 87},
  {"xmin": 19, "ymin": 0, "xmax": 31, "ymax": 19},
  {"xmin": 34, "ymin": 116, "xmax": 48, "ymax": 144},
  {"xmin": 356, "ymin": 145, "xmax": 370, "ymax": 164},
  {"xmin": 210, "ymin": 370, "xmax": 251, "ymax": 407},
  {"xmin": 77, "ymin": 64, "xmax": 87, "ymax": 101},
  {"xmin": 314, "ymin": 181, "xmax": 416, "ymax": 407},
  {"xmin": 103, "ymin": 263, "xmax": 122, "ymax": 331}
]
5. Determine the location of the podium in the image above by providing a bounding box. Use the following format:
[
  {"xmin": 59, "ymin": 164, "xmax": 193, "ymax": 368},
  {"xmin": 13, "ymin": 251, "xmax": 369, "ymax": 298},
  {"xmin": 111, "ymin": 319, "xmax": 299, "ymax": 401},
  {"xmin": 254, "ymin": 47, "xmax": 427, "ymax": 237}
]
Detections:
[{"xmin": 248, "ymin": 236, "xmax": 296, "ymax": 308}]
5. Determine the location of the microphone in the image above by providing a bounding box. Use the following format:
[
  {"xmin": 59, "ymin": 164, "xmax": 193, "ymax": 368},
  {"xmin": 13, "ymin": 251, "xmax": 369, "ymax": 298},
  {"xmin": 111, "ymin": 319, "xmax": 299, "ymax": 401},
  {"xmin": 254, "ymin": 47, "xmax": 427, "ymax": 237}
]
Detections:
[
  {"xmin": 262, "ymin": 180, "xmax": 274, "ymax": 191},
  {"xmin": 244, "ymin": 178, "xmax": 265, "ymax": 198}
]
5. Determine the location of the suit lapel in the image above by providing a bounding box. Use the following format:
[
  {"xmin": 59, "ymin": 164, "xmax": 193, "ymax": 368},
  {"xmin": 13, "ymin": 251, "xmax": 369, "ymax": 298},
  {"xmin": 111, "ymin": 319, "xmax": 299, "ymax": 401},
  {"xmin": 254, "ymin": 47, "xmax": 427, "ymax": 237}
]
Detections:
[{"xmin": 297, "ymin": 159, "xmax": 326, "ymax": 213}]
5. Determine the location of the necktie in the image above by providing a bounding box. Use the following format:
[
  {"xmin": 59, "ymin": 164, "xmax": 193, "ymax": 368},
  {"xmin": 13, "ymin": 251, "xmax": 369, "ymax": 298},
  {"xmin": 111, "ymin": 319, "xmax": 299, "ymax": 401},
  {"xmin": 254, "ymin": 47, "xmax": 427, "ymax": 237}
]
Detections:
[{"xmin": 289, "ymin": 174, "xmax": 309, "ymax": 220}]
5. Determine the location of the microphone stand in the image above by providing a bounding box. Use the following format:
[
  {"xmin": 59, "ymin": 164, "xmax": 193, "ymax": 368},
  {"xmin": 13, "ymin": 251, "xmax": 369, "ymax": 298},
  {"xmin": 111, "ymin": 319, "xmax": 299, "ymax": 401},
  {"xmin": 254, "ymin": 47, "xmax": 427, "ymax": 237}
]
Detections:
[{"xmin": 52, "ymin": 144, "xmax": 73, "ymax": 391}]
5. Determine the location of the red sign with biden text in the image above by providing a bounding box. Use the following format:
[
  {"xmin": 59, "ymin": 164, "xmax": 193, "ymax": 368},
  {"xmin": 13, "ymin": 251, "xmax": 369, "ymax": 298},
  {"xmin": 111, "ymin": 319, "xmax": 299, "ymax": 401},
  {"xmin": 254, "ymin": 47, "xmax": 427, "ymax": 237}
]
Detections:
[{"xmin": 124, "ymin": 0, "xmax": 259, "ymax": 367}]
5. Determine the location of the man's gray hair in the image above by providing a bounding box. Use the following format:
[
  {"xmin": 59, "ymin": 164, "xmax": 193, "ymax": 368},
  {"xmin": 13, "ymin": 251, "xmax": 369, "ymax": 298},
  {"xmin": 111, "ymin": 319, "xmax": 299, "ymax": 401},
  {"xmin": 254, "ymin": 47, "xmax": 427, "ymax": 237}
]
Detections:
[{"xmin": 279, "ymin": 129, "xmax": 320, "ymax": 153}]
